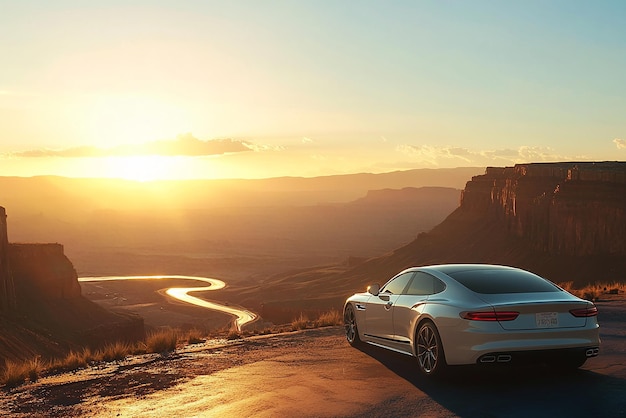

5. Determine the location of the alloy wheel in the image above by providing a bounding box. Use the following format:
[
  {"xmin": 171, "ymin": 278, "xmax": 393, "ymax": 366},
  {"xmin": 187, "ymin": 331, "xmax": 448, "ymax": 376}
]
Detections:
[
  {"xmin": 344, "ymin": 305, "xmax": 360, "ymax": 345},
  {"xmin": 417, "ymin": 322, "xmax": 442, "ymax": 375}
]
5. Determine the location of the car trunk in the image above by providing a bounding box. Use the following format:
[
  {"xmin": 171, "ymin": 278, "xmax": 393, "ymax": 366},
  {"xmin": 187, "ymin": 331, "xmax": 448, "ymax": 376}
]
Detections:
[{"xmin": 475, "ymin": 292, "xmax": 591, "ymax": 330}]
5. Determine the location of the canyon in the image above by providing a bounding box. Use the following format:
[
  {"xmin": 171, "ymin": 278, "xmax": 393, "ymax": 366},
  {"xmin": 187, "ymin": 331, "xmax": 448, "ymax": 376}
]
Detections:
[{"xmin": 2, "ymin": 162, "xmax": 626, "ymax": 360}]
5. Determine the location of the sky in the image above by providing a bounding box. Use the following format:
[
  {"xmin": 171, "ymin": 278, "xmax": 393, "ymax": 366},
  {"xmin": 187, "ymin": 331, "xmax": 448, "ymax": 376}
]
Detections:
[{"xmin": 1, "ymin": 0, "xmax": 626, "ymax": 181}]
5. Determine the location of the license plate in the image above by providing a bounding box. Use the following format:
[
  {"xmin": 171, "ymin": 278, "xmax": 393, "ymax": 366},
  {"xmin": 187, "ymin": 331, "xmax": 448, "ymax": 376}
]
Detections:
[{"xmin": 536, "ymin": 312, "xmax": 558, "ymax": 328}]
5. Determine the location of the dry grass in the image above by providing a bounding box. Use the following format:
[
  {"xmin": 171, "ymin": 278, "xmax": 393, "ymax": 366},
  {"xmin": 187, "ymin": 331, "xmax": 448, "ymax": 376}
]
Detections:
[
  {"xmin": 226, "ymin": 324, "xmax": 242, "ymax": 340},
  {"xmin": 28, "ymin": 358, "xmax": 42, "ymax": 383},
  {"xmin": 145, "ymin": 329, "xmax": 178, "ymax": 353},
  {"xmin": 101, "ymin": 342, "xmax": 132, "ymax": 362},
  {"xmin": 49, "ymin": 349, "xmax": 92, "ymax": 373},
  {"xmin": 559, "ymin": 281, "xmax": 626, "ymax": 301},
  {"xmin": 291, "ymin": 313, "xmax": 310, "ymax": 331},
  {"xmin": 2, "ymin": 310, "xmax": 345, "ymax": 388},
  {"xmin": 1, "ymin": 356, "xmax": 45, "ymax": 388},
  {"xmin": 314, "ymin": 310, "xmax": 342, "ymax": 328},
  {"xmin": 2, "ymin": 360, "xmax": 29, "ymax": 388},
  {"xmin": 291, "ymin": 310, "xmax": 343, "ymax": 331},
  {"xmin": 183, "ymin": 328, "xmax": 205, "ymax": 345}
]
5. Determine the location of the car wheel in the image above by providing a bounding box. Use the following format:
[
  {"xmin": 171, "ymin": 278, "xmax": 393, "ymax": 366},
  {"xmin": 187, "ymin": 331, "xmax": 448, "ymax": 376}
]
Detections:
[
  {"xmin": 344, "ymin": 305, "xmax": 362, "ymax": 346},
  {"xmin": 416, "ymin": 320, "xmax": 447, "ymax": 377}
]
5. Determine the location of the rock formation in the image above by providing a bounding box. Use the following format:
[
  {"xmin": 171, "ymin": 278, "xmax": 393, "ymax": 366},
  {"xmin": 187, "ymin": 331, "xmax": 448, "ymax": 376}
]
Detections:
[
  {"xmin": 0, "ymin": 206, "xmax": 144, "ymax": 363},
  {"xmin": 9, "ymin": 243, "xmax": 82, "ymax": 302},
  {"xmin": 0, "ymin": 207, "xmax": 16, "ymax": 312},
  {"xmin": 461, "ymin": 162, "xmax": 626, "ymax": 256}
]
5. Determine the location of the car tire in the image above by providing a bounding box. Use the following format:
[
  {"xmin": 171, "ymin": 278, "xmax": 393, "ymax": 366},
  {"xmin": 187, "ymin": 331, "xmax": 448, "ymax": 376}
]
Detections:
[
  {"xmin": 344, "ymin": 304, "xmax": 362, "ymax": 346},
  {"xmin": 416, "ymin": 320, "xmax": 447, "ymax": 378}
]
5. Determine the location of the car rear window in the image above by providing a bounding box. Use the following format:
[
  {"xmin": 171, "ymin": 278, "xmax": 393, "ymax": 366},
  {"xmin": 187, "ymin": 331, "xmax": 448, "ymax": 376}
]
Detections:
[{"xmin": 447, "ymin": 269, "xmax": 560, "ymax": 294}]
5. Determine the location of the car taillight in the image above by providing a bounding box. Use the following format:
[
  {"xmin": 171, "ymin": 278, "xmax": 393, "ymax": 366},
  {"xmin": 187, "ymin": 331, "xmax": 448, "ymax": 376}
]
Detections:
[
  {"xmin": 570, "ymin": 306, "xmax": 598, "ymax": 317},
  {"xmin": 461, "ymin": 311, "xmax": 519, "ymax": 321}
]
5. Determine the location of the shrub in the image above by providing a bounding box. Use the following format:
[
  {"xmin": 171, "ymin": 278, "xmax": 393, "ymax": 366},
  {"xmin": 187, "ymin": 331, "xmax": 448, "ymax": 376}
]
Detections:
[
  {"xmin": 314, "ymin": 310, "xmax": 342, "ymax": 327},
  {"xmin": 558, "ymin": 281, "xmax": 626, "ymax": 301},
  {"xmin": 101, "ymin": 342, "xmax": 131, "ymax": 362},
  {"xmin": 27, "ymin": 357, "xmax": 43, "ymax": 383},
  {"xmin": 184, "ymin": 328, "xmax": 205, "ymax": 345},
  {"xmin": 291, "ymin": 313, "xmax": 310, "ymax": 331},
  {"xmin": 146, "ymin": 329, "xmax": 178, "ymax": 354},
  {"xmin": 58, "ymin": 349, "xmax": 90, "ymax": 372},
  {"xmin": 226, "ymin": 326, "xmax": 242, "ymax": 340},
  {"xmin": 1, "ymin": 360, "xmax": 28, "ymax": 388}
]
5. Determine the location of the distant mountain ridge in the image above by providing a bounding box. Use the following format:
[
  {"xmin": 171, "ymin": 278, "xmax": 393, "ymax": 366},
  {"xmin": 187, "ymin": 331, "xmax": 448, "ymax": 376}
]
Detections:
[{"xmin": 0, "ymin": 167, "xmax": 482, "ymax": 214}]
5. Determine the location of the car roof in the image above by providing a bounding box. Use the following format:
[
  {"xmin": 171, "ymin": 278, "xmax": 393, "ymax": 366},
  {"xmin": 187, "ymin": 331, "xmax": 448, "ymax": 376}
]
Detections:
[{"xmin": 418, "ymin": 264, "xmax": 518, "ymax": 275}]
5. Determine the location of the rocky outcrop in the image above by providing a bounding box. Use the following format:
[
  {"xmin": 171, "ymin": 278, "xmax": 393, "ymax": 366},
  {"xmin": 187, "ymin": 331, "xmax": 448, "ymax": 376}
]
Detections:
[
  {"xmin": 461, "ymin": 162, "xmax": 626, "ymax": 256},
  {"xmin": 8, "ymin": 243, "xmax": 82, "ymax": 303},
  {"xmin": 0, "ymin": 207, "xmax": 16, "ymax": 312},
  {"xmin": 0, "ymin": 206, "xmax": 144, "ymax": 363}
]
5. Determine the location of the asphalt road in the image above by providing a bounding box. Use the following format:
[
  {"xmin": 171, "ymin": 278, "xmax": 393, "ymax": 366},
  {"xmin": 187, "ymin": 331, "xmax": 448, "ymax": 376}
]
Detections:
[{"xmin": 2, "ymin": 301, "xmax": 625, "ymax": 418}]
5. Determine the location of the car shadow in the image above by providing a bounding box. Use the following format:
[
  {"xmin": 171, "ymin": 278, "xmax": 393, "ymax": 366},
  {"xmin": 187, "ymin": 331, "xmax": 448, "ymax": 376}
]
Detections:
[{"xmin": 356, "ymin": 343, "xmax": 626, "ymax": 418}]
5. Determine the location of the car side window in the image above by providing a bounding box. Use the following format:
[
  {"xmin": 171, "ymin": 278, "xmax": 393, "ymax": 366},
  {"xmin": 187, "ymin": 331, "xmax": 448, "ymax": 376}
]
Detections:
[
  {"xmin": 405, "ymin": 272, "xmax": 446, "ymax": 295},
  {"xmin": 381, "ymin": 272, "xmax": 414, "ymax": 295}
]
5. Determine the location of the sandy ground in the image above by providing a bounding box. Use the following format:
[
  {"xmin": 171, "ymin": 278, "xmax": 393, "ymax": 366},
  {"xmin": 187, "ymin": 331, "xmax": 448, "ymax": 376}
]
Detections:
[{"xmin": 1, "ymin": 299, "xmax": 625, "ymax": 417}]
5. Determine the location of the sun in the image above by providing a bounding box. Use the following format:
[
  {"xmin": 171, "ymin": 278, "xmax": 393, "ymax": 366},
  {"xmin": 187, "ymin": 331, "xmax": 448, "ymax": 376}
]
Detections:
[{"xmin": 106, "ymin": 155, "xmax": 174, "ymax": 182}]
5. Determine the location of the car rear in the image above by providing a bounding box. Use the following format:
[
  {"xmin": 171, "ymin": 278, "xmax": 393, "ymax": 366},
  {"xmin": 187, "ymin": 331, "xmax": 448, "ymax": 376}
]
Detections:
[{"xmin": 437, "ymin": 265, "xmax": 600, "ymax": 366}]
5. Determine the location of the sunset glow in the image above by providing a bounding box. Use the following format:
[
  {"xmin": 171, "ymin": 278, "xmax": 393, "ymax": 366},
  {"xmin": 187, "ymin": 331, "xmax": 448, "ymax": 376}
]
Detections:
[
  {"xmin": 1, "ymin": 1, "xmax": 625, "ymax": 180},
  {"xmin": 83, "ymin": 96, "xmax": 190, "ymax": 149},
  {"xmin": 102, "ymin": 155, "xmax": 176, "ymax": 182}
]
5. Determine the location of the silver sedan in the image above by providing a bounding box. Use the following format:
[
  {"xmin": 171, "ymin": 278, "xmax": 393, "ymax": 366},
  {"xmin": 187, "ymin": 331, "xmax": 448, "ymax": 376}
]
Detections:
[{"xmin": 343, "ymin": 264, "xmax": 600, "ymax": 377}]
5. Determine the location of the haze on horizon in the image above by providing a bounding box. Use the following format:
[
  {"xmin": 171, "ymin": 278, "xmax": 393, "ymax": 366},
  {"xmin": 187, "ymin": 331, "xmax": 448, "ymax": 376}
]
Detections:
[{"xmin": 2, "ymin": 1, "xmax": 626, "ymax": 181}]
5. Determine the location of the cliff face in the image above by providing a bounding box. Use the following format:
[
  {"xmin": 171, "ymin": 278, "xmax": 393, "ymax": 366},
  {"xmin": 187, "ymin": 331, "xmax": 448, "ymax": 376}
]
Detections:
[
  {"xmin": 8, "ymin": 243, "xmax": 82, "ymax": 302},
  {"xmin": 0, "ymin": 206, "xmax": 144, "ymax": 363},
  {"xmin": 461, "ymin": 162, "xmax": 626, "ymax": 256},
  {"xmin": 0, "ymin": 207, "xmax": 16, "ymax": 312},
  {"xmin": 1, "ymin": 209, "xmax": 81, "ymax": 308}
]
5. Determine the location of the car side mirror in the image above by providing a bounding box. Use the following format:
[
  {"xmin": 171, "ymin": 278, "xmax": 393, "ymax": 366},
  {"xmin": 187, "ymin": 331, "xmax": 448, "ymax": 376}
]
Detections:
[{"xmin": 367, "ymin": 283, "xmax": 380, "ymax": 296}]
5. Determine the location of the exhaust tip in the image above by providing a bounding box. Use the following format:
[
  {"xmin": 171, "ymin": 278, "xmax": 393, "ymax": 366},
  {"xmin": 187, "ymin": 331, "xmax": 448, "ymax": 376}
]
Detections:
[
  {"xmin": 479, "ymin": 353, "xmax": 512, "ymax": 364},
  {"xmin": 585, "ymin": 348, "xmax": 600, "ymax": 357}
]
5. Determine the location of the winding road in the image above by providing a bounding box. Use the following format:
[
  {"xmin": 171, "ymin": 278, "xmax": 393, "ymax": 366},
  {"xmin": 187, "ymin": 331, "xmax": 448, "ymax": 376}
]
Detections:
[{"xmin": 78, "ymin": 275, "xmax": 257, "ymax": 330}]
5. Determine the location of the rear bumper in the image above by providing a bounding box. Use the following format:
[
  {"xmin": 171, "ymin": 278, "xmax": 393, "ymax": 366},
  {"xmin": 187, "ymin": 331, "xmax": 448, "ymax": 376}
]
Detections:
[
  {"xmin": 476, "ymin": 346, "xmax": 600, "ymax": 365},
  {"xmin": 440, "ymin": 322, "xmax": 600, "ymax": 365}
]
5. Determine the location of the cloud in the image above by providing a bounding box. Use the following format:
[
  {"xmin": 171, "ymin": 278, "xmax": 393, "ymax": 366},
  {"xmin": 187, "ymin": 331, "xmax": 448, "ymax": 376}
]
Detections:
[
  {"xmin": 16, "ymin": 146, "xmax": 103, "ymax": 158},
  {"xmin": 396, "ymin": 144, "xmax": 441, "ymax": 166},
  {"xmin": 12, "ymin": 134, "xmax": 255, "ymax": 158},
  {"xmin": 396, "ymin": 143, "xmax": 573, "ymax": 167},
  {"xmin": 246, "ymin": 143, "xmax": 286, "ymax": 152},
  {"xmin": 614, "ymin": 138, "xmax": 626, "ymax": 150}
]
